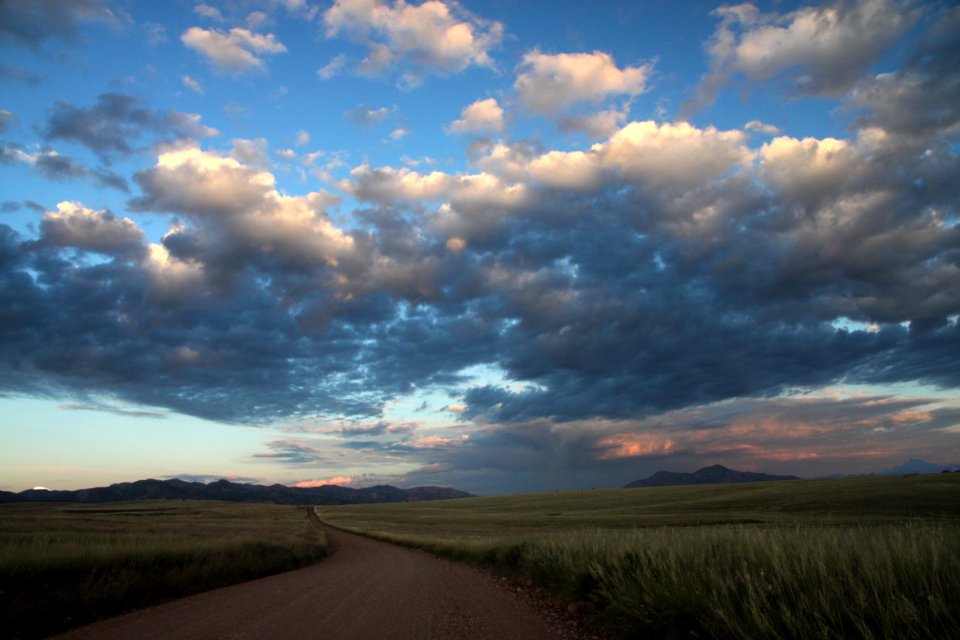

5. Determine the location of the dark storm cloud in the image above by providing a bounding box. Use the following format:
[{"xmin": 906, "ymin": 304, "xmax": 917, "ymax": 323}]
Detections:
[
  {"xmin": 41, "ymin": 93, "xmax": 216, "ymax": 160},
  {"xmin": 0, "ymin": 0, "xmax": 126, "ymax": 50}
]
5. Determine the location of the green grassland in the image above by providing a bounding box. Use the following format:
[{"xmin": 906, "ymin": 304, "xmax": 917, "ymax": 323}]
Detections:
[
  {"xmin": 0, "ymin": 500, "xmax": 328, "ymax": 639},
  {"xmin": 317, "ymin": 474, "xmax": 960, "ymax": 639}
]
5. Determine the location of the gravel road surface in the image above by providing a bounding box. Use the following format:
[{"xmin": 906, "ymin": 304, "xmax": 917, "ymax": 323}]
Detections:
[{"xmin": 54, "ymin": 514, "xmax": 573, "ymax": 640}]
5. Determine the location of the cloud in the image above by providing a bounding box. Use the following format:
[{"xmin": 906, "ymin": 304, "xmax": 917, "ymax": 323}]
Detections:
[
  {"xmin": 193, "ymin": 3, "xmax": 225, "ymax": 22},
  {"xmin": 0, "ymin": 27, "xmax": 957, "ymax": 449},
  {"xmin": 40, "ymin": 201, "xmax": 144, "ymax": 254},
  {"xmin": 317, "ymin": 54, "xmax": 347, "ymax": 80},
  {"xmin": 182, "ymin": 74, "xmax": 204, "ymax": 94},
  {"xmin": 41, "ymin": 93, "xmax": 217, "ymax": 160},
  {"xmin": 295, "ymin": 476, "xmax": 353, "ymax": 487},
  {"xmin": 181, "ymin": 26, "xmax": 286, "ymax": 74},
  {"xmin": 448, "ymin": 98, "xmax": 503, "ymax": 134},
  {"xmin": 168, "ymin": 473, "xmax": 262, "ymax": 484},
  {"xmin": 59, "ymin": 401, "xmax": 165, "ymax": 418},
  {"xmin": 230, "ymin": 137, "xmax": 270, "ymax": 167},
  {"xmin": 688, "ymin": 0, "xmax": 914, "ymax": 113},
  {"xmin": 0, "ymin": 0, "xmax": 126, "ymax": 50},
  {"xmin": 322, "ymin": 0, "xmax": 503, "ymax": 80},
  {"xmin": 844, "ymin": 4, "xmax": 960, "ymax": 144},
  {"xmin": 0, "ymin": 62, "xmax": 41, "ymax": 84},
  {"xmin": 744, "ymin": 119, "xmax": 780, "ymax": 135},
  {"xmin": 345, "ymin": 104, "xmax": 390, "ymax": 127},
  {"xmin": 0, "ymin": 110, "xmax": 13, "ymax": 133},
  {"xmin": 0, "ymin": 145, "xmax": 129, "ymax": 192},
  {"xmin": 254, "ymin": 441, "xmax": 328, "ymax": 464},
  {"xmin": 131, "ymin": 146, "xmax": 352, "ymax": 279},
  {"xmin": 558, "ymin": 108, "xmax": 627, "ymax": 139},
  {"xmin": 515, "ymin": 50, "xmax": 650, "ymax": 114}
]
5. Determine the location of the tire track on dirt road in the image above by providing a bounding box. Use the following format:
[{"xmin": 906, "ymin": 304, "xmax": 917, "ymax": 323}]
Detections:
[{"xmin": 54, "ymin": 510, "xmax": 577, "ymax": 640}]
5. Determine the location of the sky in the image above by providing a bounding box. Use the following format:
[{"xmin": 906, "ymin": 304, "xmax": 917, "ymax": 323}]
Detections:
[{"xmin": 1, "ymin": 0, "xmax": 958, "ymax": 495}]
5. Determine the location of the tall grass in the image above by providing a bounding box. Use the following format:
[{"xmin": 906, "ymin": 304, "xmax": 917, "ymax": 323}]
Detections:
[
  {"xmin": 345, "ymin": 524, "xmax": 959, "ymax": 639},
  {"xmin": 319, "ymin": 475, "xmax": 960, "ymax": 639},
  {"xmin": 0, "ymin": 501, "xmax": 329, "ymax": 639}
]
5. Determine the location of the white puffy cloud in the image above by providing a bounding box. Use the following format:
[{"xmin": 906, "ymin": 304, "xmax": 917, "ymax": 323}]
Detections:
[
  {"xmin": 600, "ymin": 121, "xmax": 753, "ymax": 190},
  {"xmin": 471, "ymin": 120, "xmax": 752, "ymax": 195},
  {"xmin": 134, "ymin": 146, "xmax": 276, "ymax": 216},
  {"xmin": 133, "ymin": 146, "xmax": 352, "ymax": 269},
  {"xmin": 344, "ymin": 164, "xmax": 530, "ymax": 241},
  {"xmin": 181, "ymin": 26, "xmax": 286, "ymax": 74},
  {"xmin": 448, "ymin": 97, "xmax": 504, "ymax": 134},
  {"xmin": 515, "ymin": 50, "xmax": 650, "ymax": 114},
  {"xmin": 344, "ymin": 164, "xmax": 527, "ymax": 208},
  {"xmin": 524, "ymin": 150, "xmax": 603, "ymax": 191},
  {"xmin": 759, "ymin": 136, "xmax": 861, "ymax": 207},
  {"xmin": 143, "ymin": 241, "xmax": 206, "ymax": 303},
  {"xmin": 323, "ymin": 0, "xmax": 502, "ymax": 78}
]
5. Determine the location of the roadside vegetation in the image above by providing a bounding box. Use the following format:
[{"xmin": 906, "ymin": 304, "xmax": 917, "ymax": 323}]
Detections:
[
  {"xmin": 0, "ymin": 500, "xmax": 328, "ymax": 639},
  {"xmin": 317, "ymin": 473, "xmax": 960, "ymax": 640}
]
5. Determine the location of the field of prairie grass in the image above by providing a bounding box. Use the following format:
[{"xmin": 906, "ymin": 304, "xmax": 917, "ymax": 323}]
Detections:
[
  {"xmin": 0, "ymin": 500, "xmax": 328, "ymax": 639},
  {"xmin": 317, "ymin": 473, "xmax": 960, "ymax": 640}
]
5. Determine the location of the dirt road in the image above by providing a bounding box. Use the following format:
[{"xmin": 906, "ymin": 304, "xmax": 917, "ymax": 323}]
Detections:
[{"xmin": 54, "ymin": 515, "xmax": 574, "ymax": 640}]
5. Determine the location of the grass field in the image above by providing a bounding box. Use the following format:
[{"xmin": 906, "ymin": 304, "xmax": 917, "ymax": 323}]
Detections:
[
  {"xmin": 317, "ymin": 473, "xmax": 960, "ymax": 639},
  {"xmin": 0, "ymin": 500, "xmax": 328, "ymax": 639}
]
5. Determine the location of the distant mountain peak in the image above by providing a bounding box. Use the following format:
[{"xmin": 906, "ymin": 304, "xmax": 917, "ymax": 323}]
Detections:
[{"xmin": 624, "ymin": 464, "xmax": 799, "ymax": 488}]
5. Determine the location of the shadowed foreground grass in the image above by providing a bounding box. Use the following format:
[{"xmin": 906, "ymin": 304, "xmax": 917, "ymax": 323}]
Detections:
[
  {"xmin": 0, "ymin": 501, "xmax": 328, "ymax": 639},
  {"xmin": 318, "ymin": 474, "xmax": 960, "ymax": 639}
]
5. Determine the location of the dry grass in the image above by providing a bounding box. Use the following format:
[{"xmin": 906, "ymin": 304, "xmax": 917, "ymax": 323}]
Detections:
[
  {"xmin": 0, "ymin": 501, "xmax": 328, "ymax": 639},
  {"xmin": 318, "ymin": 473, "xmax": 960, "ymax": 639}
]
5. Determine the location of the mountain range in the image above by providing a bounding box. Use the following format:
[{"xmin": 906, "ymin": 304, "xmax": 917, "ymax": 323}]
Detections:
[
  {"xmin": 624, "ymin": 464, "xmax": 799, "ymax": 488},
  {"xmin": 0, "ymin": 478, "xmax": 473, "ymax": 505},
  {"xmin": 873, "ymin": 459, "xmax": 960, "ymax": 475}
]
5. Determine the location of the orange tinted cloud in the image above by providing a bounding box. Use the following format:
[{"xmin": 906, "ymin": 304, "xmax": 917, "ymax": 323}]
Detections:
[
  {"xmin": 295, "ymin": 476, "xmax": 352, "ymax": 487},
  {"xmin": 597, "ymin": 434, "xmax": 673, "ymax": 460}
]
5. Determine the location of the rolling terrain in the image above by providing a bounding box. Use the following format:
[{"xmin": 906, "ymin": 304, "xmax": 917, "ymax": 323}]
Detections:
[
  {"xmin": 623, "ymin": 463, "xmax": 799, "ymax": 488},
  {"xmin": 0, "ymin": 478, "xmax": 472, "ymax": 506},
  {"xmin": 317, "ymin": 473, "xmax": 960, "ymax": 639}
]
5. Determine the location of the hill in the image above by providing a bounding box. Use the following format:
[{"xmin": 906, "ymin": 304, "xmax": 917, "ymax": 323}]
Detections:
[
  {"xmin": 875, "ymin": 458, "xmax": 960, "ymax": 475},
  {"xmin": 624, "ymin": 464, "xmax": 798, "ymax": 488},
  {"xmin": 0, "ymin": 478, "xmax": 472, "ymax": 505}
]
